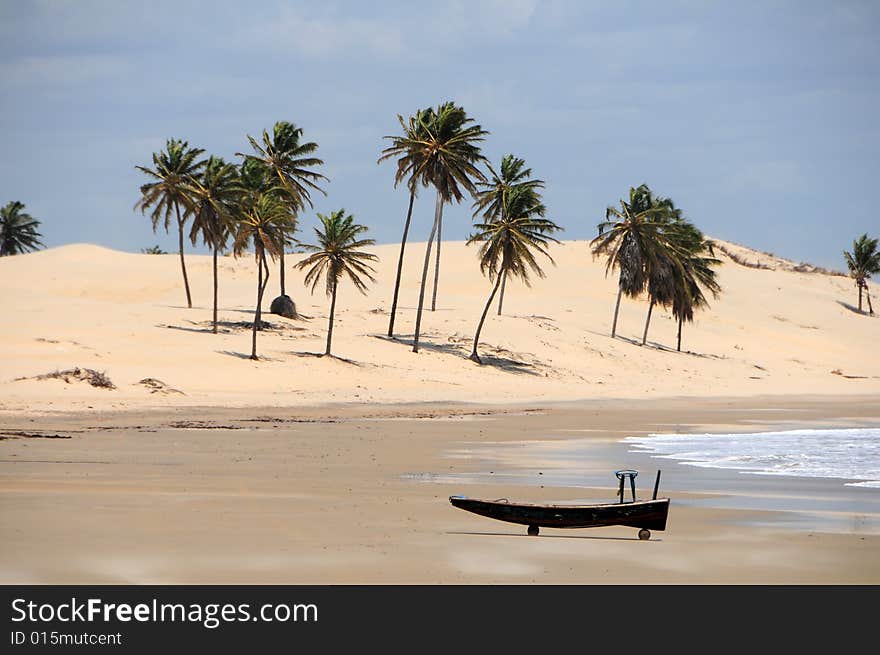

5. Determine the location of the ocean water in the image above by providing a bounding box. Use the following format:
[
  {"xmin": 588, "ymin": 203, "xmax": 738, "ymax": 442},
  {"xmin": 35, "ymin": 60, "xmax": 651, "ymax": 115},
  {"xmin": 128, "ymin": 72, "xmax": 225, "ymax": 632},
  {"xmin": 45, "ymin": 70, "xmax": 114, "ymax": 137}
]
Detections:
[{"xmin": 624, "ymin": 428, "xmax": 880, "ymax": 488}]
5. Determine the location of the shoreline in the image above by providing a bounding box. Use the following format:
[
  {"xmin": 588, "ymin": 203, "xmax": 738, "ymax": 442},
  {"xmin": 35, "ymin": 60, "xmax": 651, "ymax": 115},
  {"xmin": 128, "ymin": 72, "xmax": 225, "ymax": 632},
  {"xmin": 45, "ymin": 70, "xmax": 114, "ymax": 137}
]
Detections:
[
  {"xmin": 1, "ymin": 394, "xmax": 878, "ymax": 583},
  {"xmin": 4, "ymin": 390, "xmax": 880, "ymax": 419}
]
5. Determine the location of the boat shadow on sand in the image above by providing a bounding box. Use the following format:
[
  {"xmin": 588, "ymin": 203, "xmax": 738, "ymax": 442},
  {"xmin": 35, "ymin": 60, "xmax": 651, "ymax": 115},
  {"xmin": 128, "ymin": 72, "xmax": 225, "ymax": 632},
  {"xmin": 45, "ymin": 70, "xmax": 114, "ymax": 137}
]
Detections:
[{"xmin": 447, "ymin": 531, "xmax": 661, "ymax": 542}]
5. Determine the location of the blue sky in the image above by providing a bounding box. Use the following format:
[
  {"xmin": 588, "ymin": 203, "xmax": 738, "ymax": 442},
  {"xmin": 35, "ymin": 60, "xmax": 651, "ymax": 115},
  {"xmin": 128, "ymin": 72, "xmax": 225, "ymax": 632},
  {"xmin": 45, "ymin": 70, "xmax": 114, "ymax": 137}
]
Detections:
[{"xmin": 1, "ymin": 0, "xmax": 878, "ymax": 268}]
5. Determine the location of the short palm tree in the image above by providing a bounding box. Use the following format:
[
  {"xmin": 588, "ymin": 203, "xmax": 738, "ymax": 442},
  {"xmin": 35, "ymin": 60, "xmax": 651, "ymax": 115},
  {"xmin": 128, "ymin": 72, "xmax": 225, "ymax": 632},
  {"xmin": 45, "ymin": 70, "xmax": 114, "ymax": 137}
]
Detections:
[
  {"xmin": 295, "ymin": 210, "xmax": 378, "ymax": 357},
  {"xmin": 844, "ymin": 234, "xmax": 880, "ymax": 314},
  {"xmin": 185, "ymin": 156, "xmax": 240, "ymax": 333},
  {"xmin": 590, "ymin": 185, "xmax": 682, "ymax": 339},
  {"xmin": 671, "ymin": 226, "xmax": 722, "ymax": 351},
  {"xmin": 237, "ymin": 158, "xmax": 275, "ymax": 207},
  {"xmin": 235, "ymin": 159, "xmax": 283, "ymax": 300},
  {"xmin": 641, "ymin": 254, "xmax": 679, "ymax": 346},
  {"xmin": 472, "ymin": 154, "xmax": 545, "ymax": 315},
  {"xmin": 377, "ymin": 108, "xmax": 433, "ymax": 338},
  {"xmin": 135, "ymin": 138, "xmax": 206, "ymax": 308},
  {"xmin": 239, "ymin": 121, "xmax": 327, "ymax": 297},
  {"xmin": 467, "ymin": 186, "xmax": 561, "ymax": 363},
  {"xmin": 396, "ymin": 102, "xmax": 488, "ymax": 352},
  {"xmin": 0, "ymin": 201, "xmax": 43, "ymax": 256},
  {"xmin": 232, "ymin": 193, "xmax": 290, "ymax": 360}
]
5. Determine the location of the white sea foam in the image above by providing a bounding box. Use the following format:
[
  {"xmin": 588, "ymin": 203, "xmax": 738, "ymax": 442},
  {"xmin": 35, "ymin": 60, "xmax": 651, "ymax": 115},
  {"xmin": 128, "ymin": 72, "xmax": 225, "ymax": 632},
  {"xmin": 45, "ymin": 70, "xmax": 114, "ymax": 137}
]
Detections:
[{"xmin": 624, "ymin": 428, "xmax": 880, "ymax": 488}]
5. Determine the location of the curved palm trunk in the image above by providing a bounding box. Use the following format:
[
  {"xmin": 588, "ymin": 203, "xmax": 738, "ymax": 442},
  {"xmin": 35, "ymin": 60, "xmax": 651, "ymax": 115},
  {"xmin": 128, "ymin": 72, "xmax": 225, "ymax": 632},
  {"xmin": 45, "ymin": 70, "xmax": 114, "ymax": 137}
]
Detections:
[
  {"xmin": 677, "ymin": 315, "xmax": 683, "ymax": 352},
  {"xmin": 388, "ymin": 191, "xmax": 416, "ymax": 337},
  {"xmin": 175, "ymin": 202, "xmax": 192, "ymax": 308},
  {"xmin": 470, "ymin": 273, "xmax": 505, "ymax": 364},
  {"xmin": 279, "ymin": 250, "xmax": 286, "ymax": 296},
  {"xmin": 611, "ymin": 286, "xmax": 623, "ymax": 338},
  {"xmin": 641, "ymin": 299, "xmax": 655, "ymax": 346},
  {"xmin": 496, "ymin": 270, "xmax": 508, "ymax": 316},
  {"xmin": 413, "ymin": 192, "xmax": 443, "ymax": 353},
  {"xmin": 251, "ymin": 251, "xmax": 265, "ymax": 360},
  {"xmin": 259, "ymin": 254, "xmax": 270, "ymax": 328},
  {"xmin": 858, "ymin": 283, "xmax": 863, "ymax": 312},
  {"xmin": 212, "ymin": 244, "xmax": 219, "ymax": 334},
  {"xmin": 430, "ymin": 195, "xmax": 444, "ymax": 311},
  {"xmin": 866, "ymin": 282, "xmax": 874, "ymax": 315},
  {"xmin": 326, "ymin": 277, "xmax": 338, "ymax": 356}
]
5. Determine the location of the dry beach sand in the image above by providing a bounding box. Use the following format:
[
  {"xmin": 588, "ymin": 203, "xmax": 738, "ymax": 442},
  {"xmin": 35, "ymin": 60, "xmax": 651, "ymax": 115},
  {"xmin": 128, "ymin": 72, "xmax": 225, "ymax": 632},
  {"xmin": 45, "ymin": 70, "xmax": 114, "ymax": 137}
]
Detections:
[
  {"xmin": 0, "ymin": 240, "xmax": 878, "ymax": 583},
  {"xmin": 0, "ymin": 239, "xmax": 877, "ymax": 411}
]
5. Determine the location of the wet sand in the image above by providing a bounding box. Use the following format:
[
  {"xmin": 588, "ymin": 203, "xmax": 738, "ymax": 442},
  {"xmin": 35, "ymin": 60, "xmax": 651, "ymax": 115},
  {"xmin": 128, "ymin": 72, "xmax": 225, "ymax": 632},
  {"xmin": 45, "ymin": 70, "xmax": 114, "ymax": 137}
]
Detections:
[{"xmin": 1, "ymin": 395, "xmax": 879, "ymax": 583}]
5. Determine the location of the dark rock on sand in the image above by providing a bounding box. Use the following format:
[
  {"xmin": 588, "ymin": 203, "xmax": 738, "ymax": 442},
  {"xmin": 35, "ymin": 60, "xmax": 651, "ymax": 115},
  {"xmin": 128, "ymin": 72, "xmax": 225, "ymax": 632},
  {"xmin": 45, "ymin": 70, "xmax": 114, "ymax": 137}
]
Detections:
[{"xmin": 270, "ymin": 294, "xmax": 297, "ymax": 319}]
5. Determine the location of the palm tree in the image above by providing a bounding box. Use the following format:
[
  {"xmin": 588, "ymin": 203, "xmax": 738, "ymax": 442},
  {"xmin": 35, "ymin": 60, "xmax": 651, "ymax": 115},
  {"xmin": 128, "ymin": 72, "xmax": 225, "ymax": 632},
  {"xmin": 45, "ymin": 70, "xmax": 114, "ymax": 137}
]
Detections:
[
  {"xmin": 590, "ymin": 185, "xmax": 681, "ymax": 339},
  {"xmin": 844, "ymin": 234, "xmax": 880, "ymax": 314},
  {"xmin": 236, "ymin": 159, "xmax": 280, "ymax": 302},
  {"xmin": 671, "ymin": 226, "xmax": 722, "ymax": 351},
  {"xmin": 185, "ymin": 156, "xmax": 240, "ymax": 333},
  {"xmin": 378, "ymin": 108, "xmax": 433, "ymax": 337},
  {"xmin": 0, "ymin": 201, "xmax": 43, "ymax": 256},
  {"xmin": 405, "ymin": 102, "xmax": 488, "ymax": 352},
  {"xmin": 295, "ymin": 210, "xmax": 378, "ymax": 357},
  {"xmin": 637, "ymin": 192, "xmax": 686, "ymax": 346},
  {"xmin": 472, "ymin": 154, "xmax": 545, "ymax": 315},
  {"xmin": 232, "ymin": 193, "xmax": 290, "ymax": 360},
  {"xmin": 135, "ymin": 138, "xmax": 206, "ymax": 308},
  {"xmin": 641, "ymin": 253, "xmax": 679, "ymax": 346},
  {"xmin": 467, "ymin": 185, "xmax": 562, "ymax": 363},
  {"xmin": 239, "ymin": 121, "xmax": 327, "ymax": 297}
]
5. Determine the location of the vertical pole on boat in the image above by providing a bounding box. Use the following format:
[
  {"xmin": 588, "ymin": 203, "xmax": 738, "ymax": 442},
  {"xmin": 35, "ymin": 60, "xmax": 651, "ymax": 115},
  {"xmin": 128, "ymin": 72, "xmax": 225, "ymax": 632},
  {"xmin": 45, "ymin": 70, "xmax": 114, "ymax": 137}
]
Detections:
[
  {"xmin": 630, "ymin": 475, "xmax": 637, "ymax": 502},
  {"xmin": 618, "ymin": 475, "xmax": 625, "ymax": 504},
  {"xmin": 652, "ymin": 470, "xmax": 662, "ymax": 500}
]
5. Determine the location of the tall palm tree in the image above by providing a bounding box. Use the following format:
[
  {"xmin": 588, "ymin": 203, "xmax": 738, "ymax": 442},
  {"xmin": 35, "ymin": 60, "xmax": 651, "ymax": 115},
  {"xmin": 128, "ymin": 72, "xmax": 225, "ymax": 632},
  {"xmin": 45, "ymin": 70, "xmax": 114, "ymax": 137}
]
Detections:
[
  {"xmin": 239, "ymin": 121, "xmax": 327, "ymax": 297},
  {"xmin": 295, "ymin": 210, "xmax": 378, "ymax": 357},
  {"xmin": 637, "ymin": 192, "xmax": 686, "ymax": 346},
  {"xmin": 671, "ymin": 226, "xmax": 721, "ymax": 351},
  {"xmin": 232, "ymin": 193, "xmax": 290, "ymax": 360},
  {"xmin": 472, "ymin": 154, "xmax": 545, "ymax": 315},
  {"xmin": 844, "ymin": 234, "xmax": 880, "ymax": 314},
  {"xmin": 185, "ymin": 156, "xmax": 240, "ymax": 333},
  {"xmin": 0, "ymin": 201, "xmax": 43, "ymax": 256},
  {"xmin": 378, "ymin": 108, "xmax": 433, "ymax": 337},
  {"xmin": 135, "ymin": 138, "xmax": 206, "ymax": 308},
  {"xmin": 405, "ymin": 102, "xmax": 488, "ymax": 352},
  {"xmin": 467, "ymin": 185, "xmax": 561, "ymax": 363},
  {"xmin": 590, "ymin": 184, "xmax": 681, "ymax": 339}
]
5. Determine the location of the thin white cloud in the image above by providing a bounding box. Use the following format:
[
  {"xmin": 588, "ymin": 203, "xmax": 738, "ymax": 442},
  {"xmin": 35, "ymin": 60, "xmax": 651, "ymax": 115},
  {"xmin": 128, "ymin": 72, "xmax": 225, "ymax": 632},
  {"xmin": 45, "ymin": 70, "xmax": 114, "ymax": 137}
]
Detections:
[
  {"xmin": 243, "ymin": 7, "xmax": 405, "ymax": 58},
  {"xmin": 239, "ymin": 0, "xmax": 539, "ymax": 58},
  {"xmin": 0, "ymin": 54, "xmax": 128, "ymax": 86},
  {"xmin": 444, "ymin": 0, "xmax": 538, "ymax": 37}
]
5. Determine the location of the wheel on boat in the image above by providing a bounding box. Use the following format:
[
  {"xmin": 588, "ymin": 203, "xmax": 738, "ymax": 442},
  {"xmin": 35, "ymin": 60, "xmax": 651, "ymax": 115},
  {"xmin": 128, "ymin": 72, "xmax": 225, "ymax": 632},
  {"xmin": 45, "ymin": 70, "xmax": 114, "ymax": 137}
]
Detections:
[
  {"xmin": 638, "ymin": 528, "xmax": 651, "ymax": 540},
  {"xmin": 527, "ymin": 525, "xmax": 539, "ymax": 536}
]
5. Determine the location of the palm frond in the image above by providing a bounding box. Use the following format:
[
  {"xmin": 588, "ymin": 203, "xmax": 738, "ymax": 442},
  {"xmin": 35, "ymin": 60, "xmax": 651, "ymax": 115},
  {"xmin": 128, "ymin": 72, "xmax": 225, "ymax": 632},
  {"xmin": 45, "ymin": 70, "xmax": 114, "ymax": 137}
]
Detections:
[{"xmin": 294, "ymin": 209, "xmax": 378, "ymax": 298}]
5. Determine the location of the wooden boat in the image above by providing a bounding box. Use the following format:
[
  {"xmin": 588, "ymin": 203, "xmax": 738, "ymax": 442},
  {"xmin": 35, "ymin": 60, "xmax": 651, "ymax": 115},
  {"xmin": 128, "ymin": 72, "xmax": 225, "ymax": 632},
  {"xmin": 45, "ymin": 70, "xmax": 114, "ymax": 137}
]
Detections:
[{"xmin": 449, "ymin": 469, "xmax": 669, "ymax": 539}]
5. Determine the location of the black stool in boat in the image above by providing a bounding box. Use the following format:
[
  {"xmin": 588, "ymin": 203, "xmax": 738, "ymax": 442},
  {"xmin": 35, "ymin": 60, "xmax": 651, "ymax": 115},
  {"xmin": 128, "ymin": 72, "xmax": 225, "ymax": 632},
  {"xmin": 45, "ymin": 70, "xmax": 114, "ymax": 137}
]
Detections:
[{"xmin": 615, "ymin": 469, "xmax": 639, "ymax": 503}]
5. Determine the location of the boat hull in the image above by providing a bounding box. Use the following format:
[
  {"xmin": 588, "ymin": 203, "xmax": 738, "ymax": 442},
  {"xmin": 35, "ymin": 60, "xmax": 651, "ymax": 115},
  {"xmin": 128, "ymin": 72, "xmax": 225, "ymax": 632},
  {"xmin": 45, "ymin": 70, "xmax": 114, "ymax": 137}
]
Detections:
[{"xmin": 449, "ymin": 496, "xmax": 669, "ymax": 531}]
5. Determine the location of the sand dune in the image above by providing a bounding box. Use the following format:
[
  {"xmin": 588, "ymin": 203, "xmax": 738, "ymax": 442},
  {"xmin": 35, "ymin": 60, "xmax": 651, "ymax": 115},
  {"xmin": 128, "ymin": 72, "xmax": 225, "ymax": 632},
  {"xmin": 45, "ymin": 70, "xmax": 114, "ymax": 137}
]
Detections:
[{"xmin": 1, "ymin": 239, "xmax": 877, "ymax": 413}]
